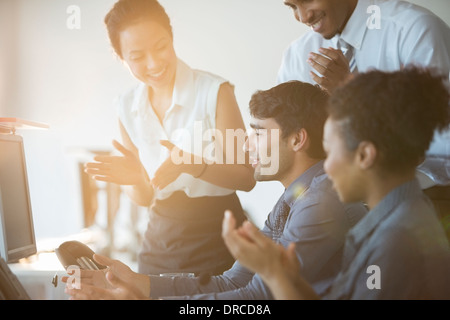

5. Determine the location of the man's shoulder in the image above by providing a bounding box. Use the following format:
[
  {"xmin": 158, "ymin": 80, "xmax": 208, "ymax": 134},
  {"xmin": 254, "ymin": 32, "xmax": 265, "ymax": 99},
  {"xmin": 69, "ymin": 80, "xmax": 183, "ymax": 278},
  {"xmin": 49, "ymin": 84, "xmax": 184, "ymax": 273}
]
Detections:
[
  {"xmin": 378, "ymin": 0, "xmax": 447, "ymax": 29},
  {"xmin": 291, "ymin": 172, "xmax": 336, "ymax": 208},
  {"xmin": 291, "ymin": 172, "xmax": 367, "ymax": 223},
  {"xmin": 288, "ymin": 173, "xmax": 366, "ymax": 228}
]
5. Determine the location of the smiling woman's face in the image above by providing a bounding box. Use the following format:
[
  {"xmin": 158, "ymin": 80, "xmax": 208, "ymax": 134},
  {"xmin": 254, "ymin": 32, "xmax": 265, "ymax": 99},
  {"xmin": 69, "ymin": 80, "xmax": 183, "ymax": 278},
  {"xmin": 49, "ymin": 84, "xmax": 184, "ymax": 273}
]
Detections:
[
  {"xmin": 119, "ymin": 19, "xmax": 177, "ymax": 90},
  {"xmin": 323, "ymin": 117, "xmax": 365, "ymax": 204}
]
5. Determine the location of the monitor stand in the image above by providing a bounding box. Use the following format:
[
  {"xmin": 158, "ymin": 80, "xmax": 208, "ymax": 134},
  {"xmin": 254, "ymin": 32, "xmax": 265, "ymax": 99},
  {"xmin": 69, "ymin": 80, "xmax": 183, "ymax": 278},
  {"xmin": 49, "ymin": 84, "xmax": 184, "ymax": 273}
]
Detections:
[{"xmin": 0, "ymin": 257, "xmax": 30, "ymax": 300}]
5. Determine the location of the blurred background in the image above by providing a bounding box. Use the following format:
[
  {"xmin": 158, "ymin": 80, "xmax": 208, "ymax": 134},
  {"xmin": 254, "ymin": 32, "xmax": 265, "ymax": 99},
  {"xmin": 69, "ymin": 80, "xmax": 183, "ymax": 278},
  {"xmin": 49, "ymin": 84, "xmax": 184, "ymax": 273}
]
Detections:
[{"xmin": 0, "ymin": 0, "xmax": 449, "ymax": 263}]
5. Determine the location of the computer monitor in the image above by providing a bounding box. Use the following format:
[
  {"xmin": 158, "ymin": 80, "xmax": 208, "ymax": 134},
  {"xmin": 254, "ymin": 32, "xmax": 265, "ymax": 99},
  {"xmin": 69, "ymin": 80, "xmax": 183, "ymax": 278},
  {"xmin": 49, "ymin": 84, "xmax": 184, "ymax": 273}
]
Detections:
[{"xmin": 0, "ymin": 133, "xmax": 37, "ymax": 263}]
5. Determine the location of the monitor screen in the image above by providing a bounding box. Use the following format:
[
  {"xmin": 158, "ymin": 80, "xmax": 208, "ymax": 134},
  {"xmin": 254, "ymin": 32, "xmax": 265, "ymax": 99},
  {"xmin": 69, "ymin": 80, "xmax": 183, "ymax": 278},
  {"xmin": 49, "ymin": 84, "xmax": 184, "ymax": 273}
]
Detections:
[{"xmin": 0, "ymin": 134, "xmax": 36, "ymax": 263}]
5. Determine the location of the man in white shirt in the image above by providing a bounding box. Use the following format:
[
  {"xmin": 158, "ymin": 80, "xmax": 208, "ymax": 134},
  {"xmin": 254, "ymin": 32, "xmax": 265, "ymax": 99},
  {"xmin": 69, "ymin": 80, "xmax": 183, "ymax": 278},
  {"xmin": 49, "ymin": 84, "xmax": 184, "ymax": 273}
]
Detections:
[
  {"xmin": 279, "ymin": 0, "xmax": 450, "ymax": 93},
  {"xmin": 278, "ymin": 0, "xmax": 450, "ymax": 212}
]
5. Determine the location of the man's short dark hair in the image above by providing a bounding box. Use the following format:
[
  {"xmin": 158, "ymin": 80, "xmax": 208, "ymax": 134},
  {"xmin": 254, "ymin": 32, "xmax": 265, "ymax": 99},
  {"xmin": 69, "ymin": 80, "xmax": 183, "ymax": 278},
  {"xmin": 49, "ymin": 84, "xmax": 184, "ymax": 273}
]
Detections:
[
  {"xmin": 249, "ymin": 81, "xmax": 329, "ymax": 159},
  {"xmin": 328, "ymin": 67, "xmax": 450, "ymax": 171}
]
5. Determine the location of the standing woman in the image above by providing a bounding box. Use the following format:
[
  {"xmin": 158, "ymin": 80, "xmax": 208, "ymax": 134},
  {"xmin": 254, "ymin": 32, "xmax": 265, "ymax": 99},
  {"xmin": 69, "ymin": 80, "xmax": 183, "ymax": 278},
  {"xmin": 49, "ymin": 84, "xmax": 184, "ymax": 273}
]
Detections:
[{"xmin": 86, "ymin": 0, "xmax": 255, "ymax": 276}]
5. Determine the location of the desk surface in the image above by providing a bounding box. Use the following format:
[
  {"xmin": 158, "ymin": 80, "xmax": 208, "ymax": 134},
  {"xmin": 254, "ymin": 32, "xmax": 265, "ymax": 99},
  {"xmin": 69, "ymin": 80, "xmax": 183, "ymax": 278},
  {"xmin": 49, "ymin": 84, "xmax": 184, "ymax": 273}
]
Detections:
[
  {"xmin": 9, "ymin": 252, "xmax": 67, "ymax": 300},
  {"xmin": 9, "ymin": 249, "xmax": 138, "ymax": 300}
]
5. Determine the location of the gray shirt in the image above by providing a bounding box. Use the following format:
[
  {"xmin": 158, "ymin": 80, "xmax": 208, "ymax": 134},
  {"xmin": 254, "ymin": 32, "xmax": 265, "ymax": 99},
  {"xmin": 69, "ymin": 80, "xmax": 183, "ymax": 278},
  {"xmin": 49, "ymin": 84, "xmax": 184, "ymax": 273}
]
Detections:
[
  {"xmin": 326, "ymin": 179, "xmax": 450, "ymax": 299},
  {"xmin": 149, "ymin": 161, "xmax": 367, "ymax": 299}
]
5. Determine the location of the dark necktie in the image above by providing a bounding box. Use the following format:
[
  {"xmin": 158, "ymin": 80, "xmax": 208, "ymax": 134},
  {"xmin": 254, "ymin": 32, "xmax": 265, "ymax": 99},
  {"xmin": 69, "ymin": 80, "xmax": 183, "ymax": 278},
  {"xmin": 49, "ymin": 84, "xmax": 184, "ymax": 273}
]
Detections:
[
  {"xmin": 272, "ymin": 196, "xmax": 291, "ymax": 239},
  {"xmin": 338, "ymin": 38, "xmax": 357, "ymax": 72}
]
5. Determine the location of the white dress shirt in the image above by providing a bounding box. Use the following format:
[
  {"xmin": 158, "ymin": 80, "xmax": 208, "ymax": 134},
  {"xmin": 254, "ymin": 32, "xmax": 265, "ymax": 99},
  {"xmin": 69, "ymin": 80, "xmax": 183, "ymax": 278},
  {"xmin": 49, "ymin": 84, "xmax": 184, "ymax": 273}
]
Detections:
[
  {"xmin": 118, "ymin": 59, "xmax": 235, "ymax": 200},
  {"xmin": 277, "ymin": 0, "xmax": 450, "ymax": 158}
]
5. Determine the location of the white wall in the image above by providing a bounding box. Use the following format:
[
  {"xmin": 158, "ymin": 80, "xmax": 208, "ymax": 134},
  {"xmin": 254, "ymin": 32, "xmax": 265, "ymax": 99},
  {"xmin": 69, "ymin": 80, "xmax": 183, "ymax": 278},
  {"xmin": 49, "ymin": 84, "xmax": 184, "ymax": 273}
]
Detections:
[{"xmin": 1, "ymin": 0, "xmax": 449, "ymax": 239}]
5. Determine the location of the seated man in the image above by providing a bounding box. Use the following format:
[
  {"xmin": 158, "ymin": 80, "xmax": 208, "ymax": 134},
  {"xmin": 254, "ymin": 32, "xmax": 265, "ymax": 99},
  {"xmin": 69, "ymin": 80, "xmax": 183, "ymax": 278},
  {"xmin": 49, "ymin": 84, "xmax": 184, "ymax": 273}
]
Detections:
[
  {"xmin": 223, "ymin": 68, "xmax": 450, "ymax": 300},
  {"xmin": 65, "ymin": 81, "xmax": 367, "ymax": 300}
]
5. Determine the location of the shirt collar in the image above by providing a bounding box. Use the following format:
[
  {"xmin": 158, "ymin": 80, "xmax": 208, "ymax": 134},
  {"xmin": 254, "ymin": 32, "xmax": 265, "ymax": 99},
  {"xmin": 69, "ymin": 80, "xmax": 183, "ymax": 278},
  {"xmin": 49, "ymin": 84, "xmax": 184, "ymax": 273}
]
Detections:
[
  {"xmin": 349, "ymin": 179, "xmax": 423, "ymax": 245},
  {"xmin": 130, "ymin": 82, "xmax": 148, "ymax": 114},
  {"xmin": 172, "ymin": 59, "xmax": 196, "ymax": 110},
  {"xmin": 339, "ymin": 0, "xmax": 372, "ymax": 50},
  {"xmin": 284, "ymin": 160, "xmax": 325, "ymax": 207},
  {"xmin": 130, "ymin": 58, "xmax": 195, "ymax": 114}
]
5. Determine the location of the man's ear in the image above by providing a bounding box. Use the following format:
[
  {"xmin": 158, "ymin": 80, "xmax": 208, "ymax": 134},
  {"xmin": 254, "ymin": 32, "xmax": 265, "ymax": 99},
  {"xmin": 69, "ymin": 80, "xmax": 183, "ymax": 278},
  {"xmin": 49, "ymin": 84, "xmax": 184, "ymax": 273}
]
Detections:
[
  {"xmin": 356, "ymin": 141, "xmax": 377, "ymax": 170},
  {"xmin": 291, "ymin": 128, "xmax": 309, "ymax": 152}
]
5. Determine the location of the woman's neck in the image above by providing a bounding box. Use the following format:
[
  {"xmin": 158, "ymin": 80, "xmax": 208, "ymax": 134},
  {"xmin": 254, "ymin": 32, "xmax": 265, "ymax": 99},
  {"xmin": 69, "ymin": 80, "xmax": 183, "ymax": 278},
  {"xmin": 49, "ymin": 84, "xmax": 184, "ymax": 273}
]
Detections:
[{"xmin": 365, "ymin": 170, "xmax": 416, "ymax": 210}]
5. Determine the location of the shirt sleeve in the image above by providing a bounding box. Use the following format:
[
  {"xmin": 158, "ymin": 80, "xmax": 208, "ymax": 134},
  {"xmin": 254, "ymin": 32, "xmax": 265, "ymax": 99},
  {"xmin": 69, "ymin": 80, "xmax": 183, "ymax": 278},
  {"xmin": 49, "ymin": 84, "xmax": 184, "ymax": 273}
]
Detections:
[
  {"xmin": 400, "ymin": 12, "xmax": 450, "ymax": 76},
  {"xmin": 149, "ymin": 210, "xmax": 278, "ymax": 300},
  {"xmin": 281, "ymin": 192, "xmax": 357, "ymax": 296},
  {"xmin": 277, "ymin": 33, "xmax": 318, "ymax": 85},
  {"xmin": 149, "ymin": 261, "xmax": 256, "ymax": 300},
  {"xmin": 158, "ymin": 274, "xmax": 274, "ymax": 300}
]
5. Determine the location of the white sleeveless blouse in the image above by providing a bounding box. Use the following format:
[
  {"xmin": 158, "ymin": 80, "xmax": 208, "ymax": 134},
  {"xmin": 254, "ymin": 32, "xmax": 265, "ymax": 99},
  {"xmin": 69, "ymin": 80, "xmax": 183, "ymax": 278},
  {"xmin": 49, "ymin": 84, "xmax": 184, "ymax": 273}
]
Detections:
[{"xmin": 118, "ymin": 59, "xmax": 235, "ymax": 200}]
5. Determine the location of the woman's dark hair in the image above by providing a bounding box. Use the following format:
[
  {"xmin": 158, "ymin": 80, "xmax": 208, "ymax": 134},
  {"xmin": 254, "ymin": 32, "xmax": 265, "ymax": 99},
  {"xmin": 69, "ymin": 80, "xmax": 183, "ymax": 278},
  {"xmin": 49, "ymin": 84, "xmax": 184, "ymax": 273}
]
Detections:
[
  {"xmin": 249, "ymin": 81, "xmax": 329, "ymax": 159},
  {"xmin": 328, "ymin": 67, "xmax": 450, "ymax": 171},
  {"xmin": 104, "ymin": 0, "xmax": 173, "ymax": 59}
]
